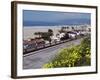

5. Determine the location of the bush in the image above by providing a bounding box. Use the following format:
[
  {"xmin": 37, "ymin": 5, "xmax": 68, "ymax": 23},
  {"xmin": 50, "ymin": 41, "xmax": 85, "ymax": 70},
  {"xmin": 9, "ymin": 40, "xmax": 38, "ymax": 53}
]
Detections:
[{"xmin": 43, "ymin": 37, "xmax": 91, "ymax": 68}]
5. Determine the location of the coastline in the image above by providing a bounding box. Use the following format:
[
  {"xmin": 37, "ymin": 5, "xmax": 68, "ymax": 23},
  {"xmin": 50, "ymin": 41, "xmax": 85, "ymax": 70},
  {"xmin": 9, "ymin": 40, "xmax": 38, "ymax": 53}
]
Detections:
[
  {"xmin": 23, "ymin": 26, "xmax": 61, "ymax": 40},
  {"xmin": 23, "ymin": 25, "xmax": 90, "ymax": 40}
]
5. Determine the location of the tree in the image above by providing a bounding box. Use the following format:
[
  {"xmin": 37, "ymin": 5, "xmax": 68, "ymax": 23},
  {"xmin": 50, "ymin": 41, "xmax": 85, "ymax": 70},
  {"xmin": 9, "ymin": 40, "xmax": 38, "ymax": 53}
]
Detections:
[
  {"xmin": 34, "ymin": 32, "xmax": 42, "ymax": 38},
  {"xmin": 41, "ymin": 32, "xmax": 50, "ymax": 40},
  {"xmin": 34, "ymin": 29, "xmax": 53, "ymax": 45},
  {"xmin": 59, "ymin": 27, "xmax": 66, "ymax": 33},
  {"xmin": 72, "ymin": 27, "xmax": 74, "ymax": 30},
  {"xmin": 48, "ymin": 29, "xmax": 53, "ymax": 44},
  {"xmin": 48, "ymin": 29, "xmax": 53, "ymax": 36},
  {"xmin": 67, "ymin": 27, "xmax": 69, "ymax": 29}
]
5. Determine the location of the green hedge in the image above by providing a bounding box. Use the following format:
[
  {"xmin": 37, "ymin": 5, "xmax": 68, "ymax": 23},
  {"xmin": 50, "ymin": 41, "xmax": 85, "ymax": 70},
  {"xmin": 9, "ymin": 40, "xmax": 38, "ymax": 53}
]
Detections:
[{"xmin": 43, "ymin": 37, "xmax": 91, "ymax": 68}]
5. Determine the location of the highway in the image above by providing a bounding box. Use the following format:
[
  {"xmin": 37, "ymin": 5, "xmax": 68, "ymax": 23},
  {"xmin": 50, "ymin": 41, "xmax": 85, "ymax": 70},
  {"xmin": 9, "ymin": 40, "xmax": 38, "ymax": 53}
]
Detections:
[{"xmin": 23, "ymin": 38, "xmax": 83, "ymax": 69}]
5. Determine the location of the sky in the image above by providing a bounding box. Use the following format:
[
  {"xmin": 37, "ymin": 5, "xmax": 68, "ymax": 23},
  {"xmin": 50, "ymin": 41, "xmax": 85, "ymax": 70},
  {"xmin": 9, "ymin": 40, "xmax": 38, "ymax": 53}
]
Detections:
[{"xmin": 23, "ymin": 10, "xmax": 91, "ymax": 26}]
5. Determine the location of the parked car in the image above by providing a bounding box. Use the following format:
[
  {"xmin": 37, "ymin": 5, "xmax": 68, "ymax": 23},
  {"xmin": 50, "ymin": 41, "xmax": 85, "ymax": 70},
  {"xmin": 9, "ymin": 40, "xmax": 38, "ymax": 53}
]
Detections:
[
  {"xmin": 23, "ymin": 38, "xmax": 45, "ymax": 52},
  {"xmin": 67, "ymin": 31, "xmax": 77, "ymax": 39},
  {"xmin": 60, "ymin": 33, "xmax": 69, "ymax": 40}
]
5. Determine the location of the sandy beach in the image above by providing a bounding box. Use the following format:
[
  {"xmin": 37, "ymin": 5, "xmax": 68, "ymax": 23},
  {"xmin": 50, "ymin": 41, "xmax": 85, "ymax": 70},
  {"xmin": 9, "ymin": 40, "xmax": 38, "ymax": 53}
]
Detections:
[
  {"xmin": 23, "ymin": 25, "xmax": 90, "ymax": 40},
  {"xmin": 23, "ymin": 26, "xmax": 62, "ymax": 40}
]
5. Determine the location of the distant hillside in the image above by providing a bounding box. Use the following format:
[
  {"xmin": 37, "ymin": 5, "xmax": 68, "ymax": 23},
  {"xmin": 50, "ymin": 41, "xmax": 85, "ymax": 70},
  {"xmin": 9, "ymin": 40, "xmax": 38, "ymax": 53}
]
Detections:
[{"xmin": 23, "ymin": 18, "xmax": 90, "ymax": 26}]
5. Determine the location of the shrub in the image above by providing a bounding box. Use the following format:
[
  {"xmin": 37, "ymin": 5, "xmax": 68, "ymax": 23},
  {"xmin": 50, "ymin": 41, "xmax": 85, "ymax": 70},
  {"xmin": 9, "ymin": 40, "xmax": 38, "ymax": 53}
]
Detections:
[{"xmin": 43, "ymin": 37, "xmax": 91, "ymax": 68}]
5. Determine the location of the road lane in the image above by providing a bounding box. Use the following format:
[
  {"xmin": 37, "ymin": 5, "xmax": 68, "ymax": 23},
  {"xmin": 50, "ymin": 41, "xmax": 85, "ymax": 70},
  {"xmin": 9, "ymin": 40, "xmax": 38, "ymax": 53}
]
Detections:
[{"xmin": 23, "ymin": 38, "xmax": 83, "ymax": 69}]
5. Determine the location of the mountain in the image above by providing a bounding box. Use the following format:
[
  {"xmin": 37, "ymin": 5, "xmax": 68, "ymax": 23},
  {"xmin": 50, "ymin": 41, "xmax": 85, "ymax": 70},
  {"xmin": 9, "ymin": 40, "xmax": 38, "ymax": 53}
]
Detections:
[{"xmin": 23, "ymin": 18, "xmax": 90, "ymax": 26}]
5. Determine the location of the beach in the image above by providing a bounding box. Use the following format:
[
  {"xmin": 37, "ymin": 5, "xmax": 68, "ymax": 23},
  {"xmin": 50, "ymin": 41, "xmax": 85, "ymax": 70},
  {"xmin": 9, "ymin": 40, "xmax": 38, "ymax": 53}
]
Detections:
[
  {"xmin": 23, "ymin": 25, "xmax": 90, "ymax": 40},
  {"xmin": 23, "ymin": 26, "xmax": 61, "ymax": 40}
]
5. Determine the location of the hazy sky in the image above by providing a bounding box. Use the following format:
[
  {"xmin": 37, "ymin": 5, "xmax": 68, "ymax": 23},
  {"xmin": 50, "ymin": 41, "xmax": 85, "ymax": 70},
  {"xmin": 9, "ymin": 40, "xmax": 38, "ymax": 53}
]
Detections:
[{"xmin": 23, "ymin": 10, "xmax": 91, "ymax": 26}]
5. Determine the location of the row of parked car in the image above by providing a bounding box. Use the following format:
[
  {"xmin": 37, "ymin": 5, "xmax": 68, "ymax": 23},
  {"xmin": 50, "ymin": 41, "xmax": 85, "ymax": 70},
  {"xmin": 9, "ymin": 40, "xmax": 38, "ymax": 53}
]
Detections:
[
  {"xmin": 23, "ymin": 30, "xmax": 88, "ymax": 53},
  {"xmin": 51, "ymin": 31, "xmax": 87, "ymax": 42}
]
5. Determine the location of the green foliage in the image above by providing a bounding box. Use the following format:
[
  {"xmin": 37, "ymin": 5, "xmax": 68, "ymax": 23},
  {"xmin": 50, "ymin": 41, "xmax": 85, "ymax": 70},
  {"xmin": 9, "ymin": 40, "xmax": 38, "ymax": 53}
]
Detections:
[
  {"xmin": 48, "ymin": 29, "xmax": 53, "ymax": 36},
  {"xmin": 41, "ymin": 32, "xmax": 51, "ymax": 40},
  {"xmin": 34, "ymin": 29, "xmax": 53, "ymax": 43},
  {"xmin": 59, "ymin": 27, "xmax": 67, "ymax": 33},
  {"xmin": 34, "ymin": 32, "xmax": 43, "ymax": 37},
  {"xmin": 43, "ymin": 37, "xmax": 91, "ymax": 68}
]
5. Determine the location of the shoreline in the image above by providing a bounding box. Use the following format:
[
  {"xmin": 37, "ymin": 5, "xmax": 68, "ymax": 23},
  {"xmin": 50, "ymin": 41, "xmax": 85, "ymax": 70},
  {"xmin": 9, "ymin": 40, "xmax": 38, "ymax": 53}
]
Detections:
[
  {"xmin": 23, "ymin": 25, "xmax": 90, "ymax": 40},
  {"xmin": 23, "ymin": 27, "xmax": 61, "ymax": 40}
]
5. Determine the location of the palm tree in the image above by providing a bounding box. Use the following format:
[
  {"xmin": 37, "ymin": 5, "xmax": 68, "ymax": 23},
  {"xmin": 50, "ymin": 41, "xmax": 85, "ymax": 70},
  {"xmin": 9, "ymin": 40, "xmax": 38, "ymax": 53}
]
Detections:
[
  {"xmin": 34, "ymin": 32, "xmax": 42, "ymax": 38},
  {"xmin": 72, "ymin": 27, "xmax": 74, "ymax": 30},
  {"xmin": 48, "ymin": 29, "xmax": 53, "ymax": 45},
  {"xmin": 66, "ymin": 26, "xmax": 69, "ymax": 31},
  {"xmin": 48, "ymin": 29, "xmax": 53, "ymax": 36},
  {"xmin": 59, "ymin": 27, "xmax": 66, "ymax": 33},
  {"xmin": 67, "ymin": 26, "xmax": 69, "ymax": 29}
]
